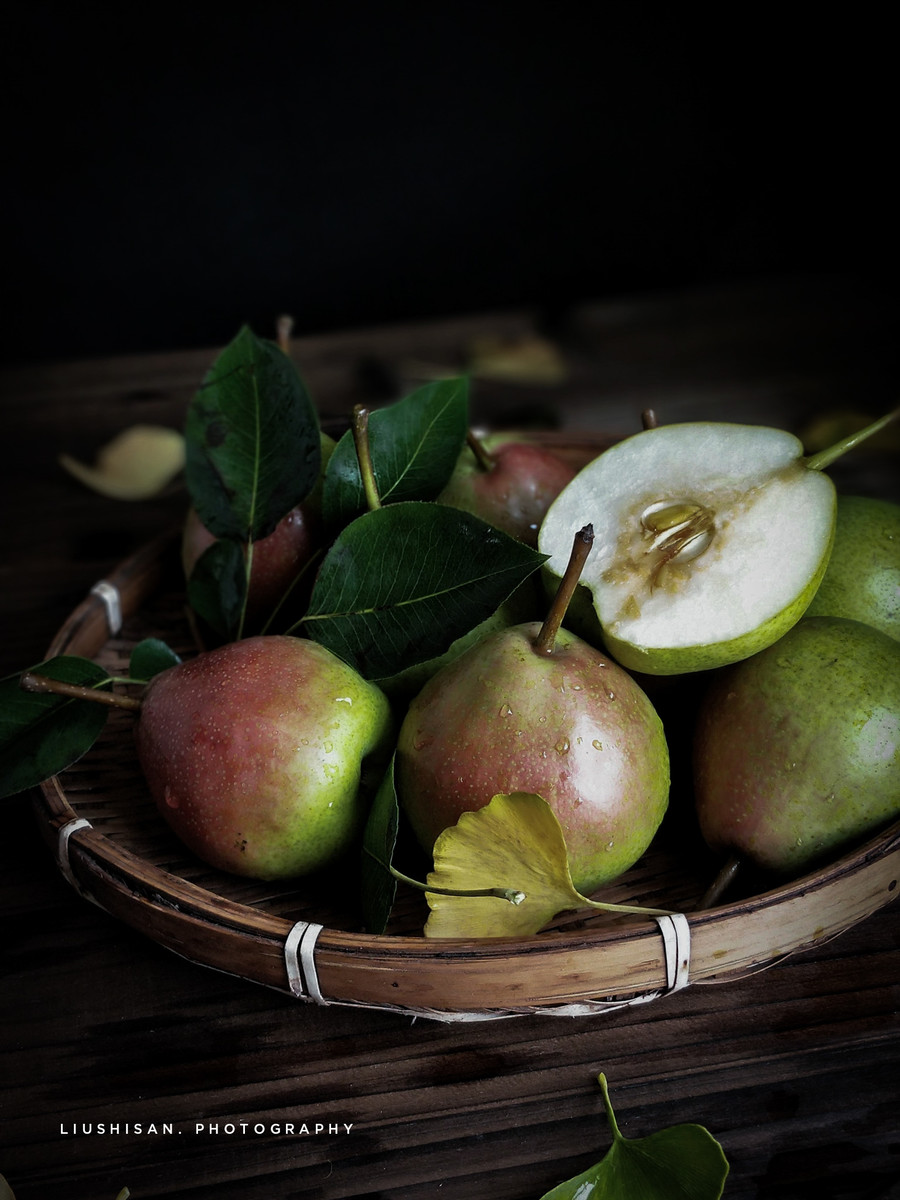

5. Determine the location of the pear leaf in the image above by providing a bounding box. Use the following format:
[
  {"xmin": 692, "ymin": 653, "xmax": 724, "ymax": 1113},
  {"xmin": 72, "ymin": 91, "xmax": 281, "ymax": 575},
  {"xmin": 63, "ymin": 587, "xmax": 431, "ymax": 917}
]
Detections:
[
  {"xmin": 0, "ymin": 657, "xmax": 111, "ymax": 798},
  {"xmin": 424, "ymin": 793, "xmax": 586, "ymax": 938},
  {"xmin": 322, "ymin": 376, "xmax": 469, "ymax": 525},
  {"xmin": 301, "ymin": 502, "xmax": 546, "ymax": 680},
  {"xmin": 360, "ymin": 754, "xmax": 400, "ymax": 935},
  {"xmin": 129, "ymin": 638, "xmax": 181, "ymax": 683},
  {"xmin": 539, "ymin": 1073, "xmax": 729, "ymax": 1199},
  {"xmin": 185, "ymin": 537, "xmax": 248, "ymax": 640},
  {"xmin": 184, "ymin": 325, "xmax": 321, "ymax": 541},
  {"xmin": 59, "ymin": 424, "xmax": 186, "ymax": 500}
]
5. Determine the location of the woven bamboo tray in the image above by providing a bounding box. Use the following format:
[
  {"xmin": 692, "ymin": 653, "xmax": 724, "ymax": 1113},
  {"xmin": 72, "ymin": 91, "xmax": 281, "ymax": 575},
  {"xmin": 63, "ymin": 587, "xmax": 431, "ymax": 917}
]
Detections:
[{"xmin": 31, "ymin": 435, "xmax": 900, "ymax": 1022}]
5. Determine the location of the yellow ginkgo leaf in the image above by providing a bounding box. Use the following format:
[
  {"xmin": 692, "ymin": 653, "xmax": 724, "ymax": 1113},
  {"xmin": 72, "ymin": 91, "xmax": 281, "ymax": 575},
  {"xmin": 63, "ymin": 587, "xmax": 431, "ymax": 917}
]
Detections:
[
  {"xmin": 423, "ymin": 793, "xmax": 669, "ymax": 940},
  {"xmin": 59, "ymin": 425, "xmax": 185, "ymax": 500}
]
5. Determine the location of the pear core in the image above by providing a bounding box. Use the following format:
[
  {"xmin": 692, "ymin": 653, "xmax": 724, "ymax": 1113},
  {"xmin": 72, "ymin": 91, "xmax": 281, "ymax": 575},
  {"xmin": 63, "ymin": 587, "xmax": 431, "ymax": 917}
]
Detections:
[{"xmin": 539, "ymin": 422, "xmax": 836, "ymax": 673}]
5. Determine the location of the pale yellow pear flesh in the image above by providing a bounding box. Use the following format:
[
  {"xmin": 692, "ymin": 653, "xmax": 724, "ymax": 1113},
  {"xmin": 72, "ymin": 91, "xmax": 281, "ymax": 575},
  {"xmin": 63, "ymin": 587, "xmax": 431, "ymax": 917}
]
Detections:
[
  {"xmin": 804, "ymin": 495, "xmax": 900, "ymax": 641},
  {"xmin": 539, "ymin": 422, "xmax": 836, "ymax": 675}
]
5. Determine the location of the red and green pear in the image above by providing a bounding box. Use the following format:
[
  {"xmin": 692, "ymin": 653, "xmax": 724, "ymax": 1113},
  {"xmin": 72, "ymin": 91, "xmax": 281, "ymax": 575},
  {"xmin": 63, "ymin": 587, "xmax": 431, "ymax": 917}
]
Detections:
[{"xmin": 135, "ymin": 635, "xmax": 393, "ymax": 880}]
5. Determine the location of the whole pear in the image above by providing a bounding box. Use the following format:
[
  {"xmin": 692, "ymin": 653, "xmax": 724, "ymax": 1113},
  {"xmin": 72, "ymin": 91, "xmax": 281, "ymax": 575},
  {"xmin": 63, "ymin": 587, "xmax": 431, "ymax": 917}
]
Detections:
[
  {"xmin": 437, "ymin": 433, "xmax": 575, "ymax": 547},
  {"xmin": 135, "ymin": 635, "xmax": 393, "ymax": 879},
  {"xmin": 804, "ymin": 494, "xmax": 900, "ymax": 640},
  {"xmin": 694, "ymin": 616, "xmax": 900, "ymax": 875},
  {"xmin": 395, "ymin": 621, "xmax": 670, "ymax": 895}
]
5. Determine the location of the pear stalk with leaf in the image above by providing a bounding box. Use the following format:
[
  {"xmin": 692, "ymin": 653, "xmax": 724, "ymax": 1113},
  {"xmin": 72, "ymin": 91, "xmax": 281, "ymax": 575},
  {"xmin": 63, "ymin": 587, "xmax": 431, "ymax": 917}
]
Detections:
[{"xmin": 539, "ymin": 406, "xmax": 900, "ymax": 674}]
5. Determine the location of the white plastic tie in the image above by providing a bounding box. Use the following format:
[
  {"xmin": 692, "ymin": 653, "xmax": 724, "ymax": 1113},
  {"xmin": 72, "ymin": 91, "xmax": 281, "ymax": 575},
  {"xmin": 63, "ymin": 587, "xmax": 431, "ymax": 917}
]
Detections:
[
  {"xmin": 655, "ymin": 912, "xmax": 691, "ymax": 993},
  {"xmin": 56, "ymin": 817, "xmax": 102, "ymax": 906},
  {"xmin": 90, "ymin": 580, "xmax": 122, "ymax": 635},
  {"xmin": 284, "ymin": 921, "xmax": 326, "ymax": 1003}
]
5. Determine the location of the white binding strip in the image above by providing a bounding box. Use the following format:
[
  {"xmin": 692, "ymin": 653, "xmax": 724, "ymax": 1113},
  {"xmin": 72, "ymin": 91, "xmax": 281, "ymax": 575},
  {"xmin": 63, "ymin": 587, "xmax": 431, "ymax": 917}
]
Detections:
[
  {"xmin": 56, "ymin": 817, "xmax": 102, "ymax": 906},
  {"xmin": 281, "ymin": 913, "xmax": 691, "ymax": 1021},
  {"xmin": 284, "ymin": 921, "xmax": 325, "ymax": 1001},
  {"xmin": 90, "ymin": 580, "xmax": 123, "ymax": 635}
]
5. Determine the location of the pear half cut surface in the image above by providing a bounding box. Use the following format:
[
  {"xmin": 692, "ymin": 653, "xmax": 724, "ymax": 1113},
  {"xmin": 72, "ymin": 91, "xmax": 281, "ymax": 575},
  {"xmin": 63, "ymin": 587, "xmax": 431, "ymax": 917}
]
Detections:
[{"xmin": 539, "ymin": 422, "xmax": 836, "ymax": 674}]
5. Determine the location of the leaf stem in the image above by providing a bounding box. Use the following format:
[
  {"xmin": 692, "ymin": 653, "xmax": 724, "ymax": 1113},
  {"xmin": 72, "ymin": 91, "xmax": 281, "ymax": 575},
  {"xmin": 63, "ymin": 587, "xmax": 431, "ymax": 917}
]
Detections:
[
  {"xmin": 353, "ymin": 405, "xmax": 382, "ymax": 511},
  {"xmin": 20, "ymin": 673, "xmax": 142, "ymax": 711},
  {"xmin": 804, "ymin": 405, "xmax": 899, "ymax": 472},
  {"xmin": 364, "ymin": 848, "xmax": 525, "ymax": 904},
  {"xmin": 597, "ymin": 1074, "xmax": 624, "ymax": 1143},
  {"xmin": 533, "ymin": 524, "xmax": 594, "ymax": 656},
  {"xmin": 466, "ymin": 429, "xmax": 496, "ymax": 473}
]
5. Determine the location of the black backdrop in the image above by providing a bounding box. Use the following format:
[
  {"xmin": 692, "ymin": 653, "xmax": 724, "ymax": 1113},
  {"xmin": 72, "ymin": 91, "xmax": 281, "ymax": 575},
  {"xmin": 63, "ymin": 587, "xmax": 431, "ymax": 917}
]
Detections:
[{"xmin": 2, "ymin": 6, "xmax": 894, "ymax": 367}]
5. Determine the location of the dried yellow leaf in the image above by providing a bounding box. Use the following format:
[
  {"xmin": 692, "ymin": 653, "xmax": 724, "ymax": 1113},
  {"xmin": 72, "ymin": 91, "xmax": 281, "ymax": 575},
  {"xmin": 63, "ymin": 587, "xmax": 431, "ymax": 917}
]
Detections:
[{"xmin": 59, "ymin": 425, "xmax": 185, "ymax": 500}]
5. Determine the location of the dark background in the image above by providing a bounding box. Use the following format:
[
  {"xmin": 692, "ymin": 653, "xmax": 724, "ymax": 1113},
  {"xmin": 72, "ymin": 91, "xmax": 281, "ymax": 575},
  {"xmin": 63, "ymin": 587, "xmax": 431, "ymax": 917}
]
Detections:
[{"xmin": 1, "ymin": 6, "xmax": 894, "ymax": 368}]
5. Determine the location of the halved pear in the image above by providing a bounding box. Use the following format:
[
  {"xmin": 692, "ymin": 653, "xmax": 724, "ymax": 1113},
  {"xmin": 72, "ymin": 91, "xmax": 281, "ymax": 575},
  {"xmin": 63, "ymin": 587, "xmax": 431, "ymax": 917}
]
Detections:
[{"xmin": 539, "ymin": 422, "xmax": 837, "ymax": 674}]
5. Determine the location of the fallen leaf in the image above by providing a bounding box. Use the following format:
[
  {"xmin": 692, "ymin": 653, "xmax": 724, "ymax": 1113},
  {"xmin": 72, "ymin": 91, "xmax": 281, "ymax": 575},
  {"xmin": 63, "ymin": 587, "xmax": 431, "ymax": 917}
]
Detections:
[
  {"xmin": 59, "ymin": 425, "xmax": 185, "ymax": 499},
  {"xmin": 424, "ymin": 793, "xmax": 668, "ymax": 939}
]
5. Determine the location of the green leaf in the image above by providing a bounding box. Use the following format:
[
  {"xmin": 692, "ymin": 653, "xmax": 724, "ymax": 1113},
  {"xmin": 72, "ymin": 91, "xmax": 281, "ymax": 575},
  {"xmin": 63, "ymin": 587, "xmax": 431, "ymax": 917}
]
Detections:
[
  {"xmin": 322, "ymin": 377, "xmax": 469, "ymax": 525},
  {"xmin": 540, "ymin": 1074, "xmax": 729, "ymax": 1200},
  {"xmin": 300, "ymin": 502, "xmax": 546, "ymax": 679},
  {"xmin": 184, "ymin": 325, "xmax": 321, "ymax": 541},
  {"xmin": 129, "ymin": 638, "xmax": 181, "ymax": 682},
  {"xmin": 360, "ymin": 755, "xmax": 400, "ymax": 935},
  {"xmin": 186, "ymin": 538, "xmax": 248, "ymax": 640},
  {"xmin": 0, "ymin": 658, "xmax": 111, "ymax": 798}
]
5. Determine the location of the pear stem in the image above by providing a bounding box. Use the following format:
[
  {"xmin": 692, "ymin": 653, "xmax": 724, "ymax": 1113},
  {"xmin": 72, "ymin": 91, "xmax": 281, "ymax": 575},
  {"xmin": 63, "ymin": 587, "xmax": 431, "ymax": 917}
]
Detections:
[
  {"xmin": 352, "ymin": 404, "xmax": 382, "ymax": 511},
  {"xmin": 275, "ymin": 314, "xmax": 294, "ymax": 354},
  {"xmin": 466, "ymin": 429, "xmax": 496, "ymax": 473},
  {"xmin": 804, "ymin": 405, "xmax": 899, "ymax": 472},
  {"xmin": 697, "ymin": 853, "xmax": 743, "ymax": 909},
  {"xmin": 20, "ymin": 672, "xmax": 142, "ymax": 712},
  {"xmin": 533, "ymin": 524, "xmax": 594, "ymax": 656},
  {"xmin": 641, "ymin": 408, "xmax": 659, "ymax": 430}
]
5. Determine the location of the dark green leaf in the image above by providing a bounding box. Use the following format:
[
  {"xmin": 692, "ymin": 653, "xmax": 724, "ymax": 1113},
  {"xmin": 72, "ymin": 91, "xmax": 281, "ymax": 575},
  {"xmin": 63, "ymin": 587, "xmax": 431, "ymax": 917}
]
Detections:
[
  {"xmin": 186, "ymin": 538, "xmax": 247, "ymax": 640},
  {"xmin": 360, "ymin": 755, "xmax": 400, "ymax": 935},
  {"xmin": 184, "ymin": 325, "xmax": 321, "ymax": 541},
  {"xmin": 540, "ymin": 1075, "xmax": 729, "ymax": 1200},
  {"xmin": 0, "ymin": 657, "xmax": 111, "ymax": 798},
  {"xmin": 322, "ymin": 377, "xmax": 469, "ymax": 526},
  {"xmin": 129, "ymin": 638, "xmax": 181, "ymax": 682},
  {"xmin": 301, "ymin": 502, "xmax": 546, "ymax": 679}
]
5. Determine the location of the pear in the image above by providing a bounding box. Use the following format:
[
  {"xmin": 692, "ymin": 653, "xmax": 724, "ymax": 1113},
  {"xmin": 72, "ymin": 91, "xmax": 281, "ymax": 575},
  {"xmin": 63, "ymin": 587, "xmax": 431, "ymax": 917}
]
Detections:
[
  {"xmin": 804, "ymin": 495, "xmax": 900, "ymax": 640},
  {"xmin": 538, "ymin": 413, "xmax": 897, "ymax": 675},
  {"xmin": 437, "ymin": 432, "xmax": 576, "ymax": 547},
  {"xmin": 395, "ymin": 529, "xmax": 670, "ymax": 895},
  {"xmin": 135, "ymin": 636, "xmax": 393, "ymax": 879},
  {"xmin": 694, "ymin": 616, "xmax": 900, "ymax": 876}
]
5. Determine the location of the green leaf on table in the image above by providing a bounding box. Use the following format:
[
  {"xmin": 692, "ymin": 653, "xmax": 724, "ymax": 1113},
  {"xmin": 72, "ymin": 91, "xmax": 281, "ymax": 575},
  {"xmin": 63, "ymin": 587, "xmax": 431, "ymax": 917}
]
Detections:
[
  {"xmin": 322, "ymin": 376, "xmax": 469, "ymax": 525},
  {"xmin": 0, "ymin": 657, "xmax": 111, "ymax": 798},
  {"xmin": 184, "ymin": 325, "xmax": 321, "ymax": 541},
  {"xmin": 129, "ymin": 638, "xmax": 181, "ymax": 682},
  {"xmin": 539, "ymin": 1073, "xmax": 729, "ymax": 1200},
  {"xmin": 360, "ymin": 754, "xmax": 401, "ymax": 934},
  {"xmin": 300, "ymin": 501, "xmax": 545, "ymax": 679},
  {"xmin": 186, "ymin": 538, "xmax": 248, "ymax": 640}
]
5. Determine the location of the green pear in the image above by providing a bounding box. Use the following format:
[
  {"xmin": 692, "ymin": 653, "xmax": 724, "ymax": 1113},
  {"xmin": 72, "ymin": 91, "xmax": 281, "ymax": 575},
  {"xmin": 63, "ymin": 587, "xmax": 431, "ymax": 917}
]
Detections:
[
  {"xmin": 437, "ymin": 432, "xmax": 576, "ymax": 547},
  {"xmin": 804, "ymin": 495, "xmax": 900, "ymax": 640},
  {"xmin": 694, "ymin": 616, "xmax": 900, "ymax": 875},
  {"xmin": 539, "ymin": 413, "xmax": 896, "ymax": 675},
  {"xmin": 395, "ymin": 611, "xmax": 670, "ymax": 895},
  {"xmin": 135, "ymin": 635, "xmax": 393, "ymax": 879}
]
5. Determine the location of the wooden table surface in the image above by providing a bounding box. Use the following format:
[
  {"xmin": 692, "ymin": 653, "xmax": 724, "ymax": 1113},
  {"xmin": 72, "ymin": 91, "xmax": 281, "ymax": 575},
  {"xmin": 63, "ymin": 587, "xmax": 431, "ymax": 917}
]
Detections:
[{"xmin": 2, "ymin": 276, "xmax": 899, "ymax": 1199}]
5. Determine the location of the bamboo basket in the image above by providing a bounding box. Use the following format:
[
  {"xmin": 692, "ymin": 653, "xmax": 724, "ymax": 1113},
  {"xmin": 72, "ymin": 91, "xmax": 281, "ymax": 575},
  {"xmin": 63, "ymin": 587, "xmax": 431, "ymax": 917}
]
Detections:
[{"xmin": 31, "ymin": 435, "xmax": 900, "ymax": 1022}]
